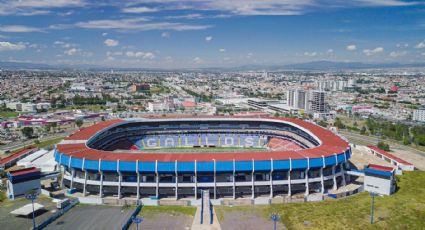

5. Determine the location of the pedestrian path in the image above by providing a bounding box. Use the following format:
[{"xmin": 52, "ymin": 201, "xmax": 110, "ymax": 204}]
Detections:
[{"xmin": 191, "ymin": 190, "xmax": 221, "ymax": 230}]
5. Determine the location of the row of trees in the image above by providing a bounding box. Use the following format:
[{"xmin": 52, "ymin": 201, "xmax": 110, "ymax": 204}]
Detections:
[{"xmin": 21, "ymin": 120, "xmax": 84, "ymax": 139}]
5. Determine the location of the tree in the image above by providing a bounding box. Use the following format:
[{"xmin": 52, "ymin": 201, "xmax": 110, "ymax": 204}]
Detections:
[
  {"xmin": 377, "ymin": 141, "xmax": 390, "ymax": 151},
  {"xmin": 21, "ymin": 127, "xmax": 34, "ymax": 139},
  {"xmin": 75, "ymin": 119, "xmax": 83, "ymax": 128},
  {"xmin": 360, "ymin": 126, "xmax": 367, "ymax": 135}
]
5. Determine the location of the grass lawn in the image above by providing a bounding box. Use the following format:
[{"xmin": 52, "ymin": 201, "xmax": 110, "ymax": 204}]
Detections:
[
  {"xmin": 33, "ymin": 137, "xmax": 64, "ymax": 148},
  {"xmin": 0, "ymin": 111, "xmax": 20, "ymax": 118},
  {"xmin": 216, "ymin": 171, "xmax": 425, "ymax": 230},
  {"xmin": 141, "ymin": 206, "xmax": 197, "ymax": 217}
]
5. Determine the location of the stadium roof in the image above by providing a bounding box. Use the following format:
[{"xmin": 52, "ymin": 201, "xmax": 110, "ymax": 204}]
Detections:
[
  {"xmin": 58, "ymin": 116, "xmax": 349, "ymax": 162},
  {"xmin": 367, "ymin": 145, "xmax": 413, "ymax": 166}
]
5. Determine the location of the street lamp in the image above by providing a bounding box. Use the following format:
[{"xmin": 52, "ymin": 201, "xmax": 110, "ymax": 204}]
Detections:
[
  {"xmin": 132, "ymin": 216, "xmax": 143, "ymax": 230},
  {"xmin": 25, "ymin": 193, "xmax": 38, "ymax": 230},
  {"xmin": 370, "ymin": 192, "xmax": 376, "ymax": 224},
  {"xmin": 270, "ymin": 213, "xmax": 280, "ymax": 230}
]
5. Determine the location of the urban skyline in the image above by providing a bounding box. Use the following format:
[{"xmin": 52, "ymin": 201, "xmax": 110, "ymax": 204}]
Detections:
[{"xmin": 1, "ymin": 0, "xmax": 425, "ymax": 68}]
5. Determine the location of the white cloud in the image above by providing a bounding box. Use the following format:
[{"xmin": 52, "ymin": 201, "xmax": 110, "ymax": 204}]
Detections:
[
  {"xmin": 75, "ymin": 18, "xmax": 211, "ymax": 31},
  {"xmin": 102, "ymin": 32, "xmax": 108, "ymax": 36},
  {"xmin": 104, "ymin": 38, "xmax": 119, "ymax": 47},
  {"xmin": 326, "ymin": 49, "xmax": 334, "ymax": 55},
  {"xmin": 161, "ymin": 32, "xmax": 170, "ymax": 38},
  {"xmin": 0, "ymin": 0, "xmax": 85, "ymax": 16},
  {"xmin": 0, "ymin": 41, "xmax": 26, "ymax": 51},
  {"xmin": 346, "ymin": 44, "xmax": 357, "ymax": 51},
  {"xmin": 166, "ymin": 14, "xmax": 204, "ymax": 19},
  {"xmin": 304, "ymin": 51, "xmax": 317, "ymax": 57},
  {"xmin": 122, "ymin": 7, "xmax": 158, "ymax": 13},
  {"xmin": 396, "ymin": 43, "xmax": 408, "ymax": 48},
  {"xmin": 0, "ymin": 25, "xmax": 43, "ymax": 33},
  {"xmin": 219, "ymin": 48, "xmax": 226, "ymax": 52},
  {"xmin": 363, "ymin": 47, "xmax": 384, "ymax": 56},
  {"xmin": 355, "ymin": 0, "xmax": 416, "ymax": 7},
  {"xmin": 415, "ymin": 41, "xmax": 425, "ymax": 49},
  {"xmin": 389, "ymin": 51, "xmax": 407, "ymax": 58},
  {"xmin": 205, "ymin": 36, "xmax": 213, "ymax": 42},
  {"xmin": 165, "ymin": 56, "xmax": 173, "ymax": 62},
  {"xmin": 64, "ymin": 48, "xmax": 80, "ymax": 56},
  {"xmin": 126, "ymin": 51, "xmax": 155, "ymax": 59},
  {"xmin": 193, "ymin": 57, "xmax": 203, "ymax": 64}
]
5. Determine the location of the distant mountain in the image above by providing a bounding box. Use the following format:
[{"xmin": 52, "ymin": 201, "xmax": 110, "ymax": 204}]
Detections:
[
  {"xmin": 282, "ymin": 61, "xmax": 425, "ymax": 70},
  {"xmin": 2, "ymin": 60, "xmax": 425, "ymax": 71},
  {"xmin": 0, "ymin": 61, "xmax": 54, "ymax": 70}
]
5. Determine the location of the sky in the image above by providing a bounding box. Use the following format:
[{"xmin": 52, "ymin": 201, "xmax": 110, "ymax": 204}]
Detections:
[{"xmin": 0, "ymin": 0, "xmax": 425, "ymax": 68}]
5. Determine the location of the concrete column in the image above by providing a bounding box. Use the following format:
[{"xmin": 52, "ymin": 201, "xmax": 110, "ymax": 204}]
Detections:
[
  {"xmin": 332, "ymin": 166, "xmax": 337, "ymax": 190},
  {"xmin": 233, "ymin": 159, "xmax": 236, "ymax": 200},
  {"xmin": 136, "ymin": 172, "xmax": 140, "ymax": 200},
  {"xmin": 194, "ymin": 160, "xmax": 197, "ymax": 199},
  {"xmin": 340, "ymin": 164, "xmax": 346, "ymax": 187},
  {"xmin": 83, "ymin": 171, "xmax": 88, "ymax": 196},
  {"xmin": 287, "ymin": 170, "xmax": 291, "ymax": 197},
  {"xmin": 251, "ymin": 172, "xmax": 255, "ymax": 199},
  {"xmin": 70, "ymin": 169, "xmax": 75, "ymax": 189},
  {"xmin": 99, "ymin": 172, "xmax": 103, "ymax": 198},
  {"xmin": 213, "ymin": 159, "xmax": 217, "ymax": 199},
  {"xmin": 175, "ymin": 173, "xmax": 178, "ymax": 200},
  {"xmin": 320, "ymin": 168, "xmax": 325, "ymax": 194},
  {"xmin": 60, "ymin": 166, "xmax": 64, "ymax": 188},
  {"xmin": 270, "ymin": 159, "xmax": 273, "ymax": 198},
  {"xmin": 305, "ymin": 169, "xmax": 309, "ymax": 196},
  {"xmin": 156, "ymin": 173, "xmax": 159, "ymax": 198},
  {"xmin": 118, "ymin": 172, "xmax": 122, "ymax": 198},
  {"xmin": 251, "ymin": 159, "xmax": 255, "ymax": 199},
  {"xmin": 270, "ymin": 171, "xmax": 273, "ymax": 198}
]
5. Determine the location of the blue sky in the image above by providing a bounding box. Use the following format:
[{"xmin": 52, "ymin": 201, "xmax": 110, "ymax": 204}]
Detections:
[{"xmin": 0, "ymin": 0, "xmax": 425, "ymax": 68}]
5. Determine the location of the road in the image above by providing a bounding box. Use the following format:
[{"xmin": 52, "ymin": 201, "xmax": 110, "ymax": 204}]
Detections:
[
  {"xmin": 0, "ymin": 131, "xmax": 71, "ymax": 153},
  {"xmin": 339, "ymin": 130, "xmax": 425, "ymax": 158}
]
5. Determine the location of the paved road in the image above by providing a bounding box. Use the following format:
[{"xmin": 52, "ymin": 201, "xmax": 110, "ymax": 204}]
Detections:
[
  {"xmin": 339, "ymin": 130, "xmax": 425, "ymax": 157},
  {"xmin": 0, "ymin": 132, "xmax": 71, "ymax": 153}
]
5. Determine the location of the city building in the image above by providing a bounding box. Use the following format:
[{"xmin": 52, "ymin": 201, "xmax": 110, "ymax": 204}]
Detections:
[
  {"xmin": 6, "ymin": 167, "xmax": 41, "ymax": 200},
  {"xmin": 363, "ymin": 164, "xmax": 396, "ymax": 196},
  {"xmin": 310, "ymin": 90, "xmax": 327, "ymax": 113},
  {"xmin": 130, "ymin": 83, "xmax": 150, "ymax": 92},
  {"xmin": 413, "ymin": 107, "xmax": 425, "ymax": 122}
]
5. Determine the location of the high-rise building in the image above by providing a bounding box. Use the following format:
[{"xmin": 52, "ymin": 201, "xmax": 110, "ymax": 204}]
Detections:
[
  {"xmin": 413, "ymin": 107, "xmax": 425, "ymax": 122},
  {"xmin": 310, "ymin": 90, "xmax": 327, "ymax": 113},
  {"xmin": 287, "ymin": 89, "xmax": 309, "ymax": 110}
]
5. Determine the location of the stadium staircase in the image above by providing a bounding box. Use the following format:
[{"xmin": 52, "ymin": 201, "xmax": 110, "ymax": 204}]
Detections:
[{"xmin": 191, "ymin": 190, "xmax": 221, "ymax": 230}]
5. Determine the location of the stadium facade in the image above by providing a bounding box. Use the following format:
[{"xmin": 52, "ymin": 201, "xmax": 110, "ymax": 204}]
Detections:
[{"xmin": 54, "ymin": 117, "xmax": 351, "ymax": 199}]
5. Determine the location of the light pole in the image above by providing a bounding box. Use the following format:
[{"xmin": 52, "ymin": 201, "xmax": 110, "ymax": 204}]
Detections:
[
  {"xmin": 370, "ymin": 192, "xmax": 376, "ymax": 224},
  {"xmin": 25, "ymin": 193, "xmax": 38, "ymax": 230},
  {"xmin": 270, "ymin": 213, "xmax": 280, "ymax": 230},
  {"xmin": 132, "ymin": 216, "xmax": 143, "ymax": 230}
]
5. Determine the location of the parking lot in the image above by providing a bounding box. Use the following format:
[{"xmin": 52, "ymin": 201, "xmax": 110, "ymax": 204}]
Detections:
[
  {"xmin": 45, "ymin": 205, "xmax": 134, "ymax": 230},
  {"xmin": 0, "ymin": 196, "xmax": 58, "ymax": 230}
]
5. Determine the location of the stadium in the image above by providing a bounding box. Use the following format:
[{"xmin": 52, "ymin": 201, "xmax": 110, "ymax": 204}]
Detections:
[{"xmin": 54, "ymin": 117, "xmax": 351, "ymax": 200}]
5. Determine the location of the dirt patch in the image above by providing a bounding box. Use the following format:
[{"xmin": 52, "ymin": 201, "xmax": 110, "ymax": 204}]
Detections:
[
  {"xmin": 132, "ymin": 212, "xmax": 193, "ymax": 230},
  {"xmin": 218, "ymin": 207, "xmax": 286, "ymax": 230}
]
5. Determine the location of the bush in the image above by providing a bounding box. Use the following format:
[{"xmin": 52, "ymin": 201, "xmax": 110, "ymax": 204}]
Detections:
[{"xmin": 377, "ymin": 141, "xmax": 390, "ymax": 151}]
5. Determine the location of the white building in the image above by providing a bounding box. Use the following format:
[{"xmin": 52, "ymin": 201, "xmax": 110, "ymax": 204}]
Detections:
[
  {"xmin": 147, "ymin": 101, "xmax": 168, "ymax": 112},
  {"xmin": 286, "ymin": 89, "xmax": 309, "ymax": 111},
  {"xmin": 364, "ymin": 164, "xmax": 396, "ymax": 196},
  {"xmin": 413, "ymin": 107, "xmax": 425, "ymax": 122}
]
